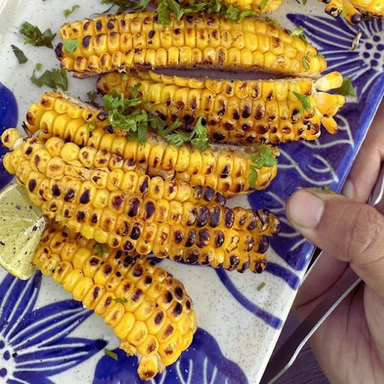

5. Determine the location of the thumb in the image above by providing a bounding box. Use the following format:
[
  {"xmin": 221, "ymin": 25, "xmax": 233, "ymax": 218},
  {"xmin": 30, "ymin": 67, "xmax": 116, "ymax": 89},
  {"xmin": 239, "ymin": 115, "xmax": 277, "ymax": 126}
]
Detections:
[{"xmin": 286, "ymin": 189, "xmax": 384, "ymax": 298}]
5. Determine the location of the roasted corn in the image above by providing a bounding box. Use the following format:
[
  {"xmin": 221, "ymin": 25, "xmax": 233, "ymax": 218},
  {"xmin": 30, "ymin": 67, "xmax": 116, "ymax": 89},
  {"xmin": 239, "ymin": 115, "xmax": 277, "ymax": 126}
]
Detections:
[
  {"xmin": 97, "ymin": 71, "xmax": 345, "ymax": 144},
  {"xmin": 2, "ymin": 132, "xmax": 280, "ymax": 273},
  {"xmin": 55, "ymin": 12, "xmax": 327, "ymax": 78},
  {"xmin": 22, "ymin": 91, "xmax": 279, "ymax": 197},
  {"xmin": 320, "ymin": 0, "xmax": 384, "ymax": 23},
  {"xmin": 34, "ymin": 223, "xmax": 197, "ymax": 380}
]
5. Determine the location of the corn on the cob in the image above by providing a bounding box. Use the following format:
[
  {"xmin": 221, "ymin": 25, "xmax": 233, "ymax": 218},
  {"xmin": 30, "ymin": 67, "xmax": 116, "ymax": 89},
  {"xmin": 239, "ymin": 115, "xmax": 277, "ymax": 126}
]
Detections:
[
  {"xmin": 55, "ymin": 12, "xmax": 327, "ymax": 78},
  {"xmin": 22, "ymin": 91, "xmax": 279, "ymax": 197},
  {"xmin": 33, "ymin": 223, "xmax": 197, "ymax": 380},
  {"xmin": 320, "ymin": 0, "xmax": 384, "ymax": 23},
  {"xmin": 2, "ymin": 132, "xmax": 280, "ymax": 273},
  {"xmin": 97, "ymin": 71, "xmax": 345, "ymax": 145}
]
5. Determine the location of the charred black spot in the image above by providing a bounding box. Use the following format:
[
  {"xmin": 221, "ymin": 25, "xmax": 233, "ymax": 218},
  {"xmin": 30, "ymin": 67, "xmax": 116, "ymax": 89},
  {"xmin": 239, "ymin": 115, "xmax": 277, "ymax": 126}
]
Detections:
[
  {"xmin": 25, "ymin": 146, "xmax": 33, "ymax": 155},
  {"xmin": 116, "ymin": 250, "xmax": 123, "ymax": 259},
  {"xmin": 133, "ymin": 265, "xmax": 143, "ymax": 277},
  {"xmin": 229, "ymin": 255, "xmax": 240, "ymax": 268},
  {"xmin": 225, "ymin": 209, "xmax": 234, "ymax": 228},
  {"xmin": 104, "ymin": 125, "xmax": 115, "ymax": 134},
  {"xmin": 91, "ymin": 213, "xmax": 98, "ymax": 223},
  {"xmin": 134, "ymin": 48, "xmax": 141, "ymax": 53},
  {"xmin": 212, "ymin": 131, "xmax": 225, "ymax": 142},
  {"xmin": 104, "ymin": 264, "xmax": 112, "ymax": 275},
  {"xmin": 255, "ymin": 105, "xmax": 264, "ymax": 120},
  {"xmin": 233, "ymin": 110, "xmax": 240, "ymax": 120},
  {"xmin": 186, "ymin": 249, "xmax": 199, "ymax": 264},
  {"xmin": 174, "ymin": 28, "xmax": 181, "ymax": 35},
  {"xmin": 76, "ymin": 211, "xmax": 86, "ymax": 221},
  {"xmin": 154, "ymin": 311, "xmax": 164, "ymax": 324},
  {"xmin": 107, "ymin": 21, "xmax": 114, "ymax": 29},
  {"xmin": 144, "ymin": 201, "xmax": 156, "ymax": 220},
  {"xmin": 187, "ymin": 208, "xmax": 198, "ymax": 226},
  {"xmin": 197, "ymin": 228, "xmax": 210, "ymax": 248},
  {"xmin": 193, "ymin": 185, "xmax": 203, "ymax": 200},
  {"xmin": 96, "ymin": 21, "xmax": 102, "ymax": 30},
  {"xmin": 127, "ymin": 198, "xmax": 140, "ymax": 217},
  {"xmin": 28, "ymin": 179, "xmax": 37, "ymax": 192},
  {"xmin": 111, "ymin": 195, "xmax": 123, "ymax": 211},
  {"xmin": 90, "ymin": 257, "xmax": 99, "ymax": 266},
  {"xmin": 186, "ymin": 15, "xmax": 194, "ymax": 23},
  {"xmin": 124, "ymin": 241, "xmax": 134, "ymax": 251},
  {"xmin": 139, "ymin": 177, "xmax": 149, "ymax": 193},
  {"xmin": 82, "ymin": 35, "xmax": 91, "ymax": 48},
  {"xmin": 174, "ymin": 286, "xmax": 184, "ymax": 300},
  {"xmin": 257, "ymin": 235, "xmax": 270, "ymax": 254},
  {"xmin": 145, "ymin": 276, "xmax": 152, "ymax": 285},
  {"xmin": 172, "ymin": 302, "xmax": 183, "ymax": 317},
  {"xmin": 242, "ymin": 105, "xmax": 251, "ymax": 118},
  {"xmin": 221, "ymin": 165, "xmax": 230, "ymax": 178},
  {"xmin": 130, "ymin": 226, "xmax": 141, "ymax": 240},
  {"xmin": 210, "ymin": 206, "xmax": 221, "ymax": 228},
  {"xmin": 54, "ymin": 42, "xmax": 64, "ymax": 58},
  {"xmin": 197, "ymin": 206, "xmax": 209, "ymax": 228},
  {"xmin": 80, "ymin": 189, "xmax": 91, "ymax": 204},
  {"xmin": 164, "ymin": 291, "xmax": 173, "ymax": 304},
  {"xmin": 203, "ymin": 186, "xmax": 214, "ymax": 202},
  {"xmin": 254, "ymin": 259, "xmax": 267, "ymax": 274},
  {"xmin": 185, "ymin": 230, "xmax": 196, "ymax": 247},
  {"xmin": 131, "ymin": 289, "xmax": 143, "ymax": 302},
  {"xmin": 174, "ymin": 230, "xmax": 184, "ymax": 244},
  {"xmin": 123, "ymin": 255, "xmax": 133, "ymax": 267},
  {"xmin": 148, "ymin": 30, "xmax": 155, "ymax": 39},
  {"xmin": 93, "ymin": 286, "xmax": 100, "ymax": 299}
]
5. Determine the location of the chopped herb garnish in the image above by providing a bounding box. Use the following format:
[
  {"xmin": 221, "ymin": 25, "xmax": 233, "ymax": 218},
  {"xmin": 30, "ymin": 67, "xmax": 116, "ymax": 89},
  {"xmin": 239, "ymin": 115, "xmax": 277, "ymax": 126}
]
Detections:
[
  {"xmin": 291, "ymin": 26, "xmax": 309, "ymax": 44},
  {"xmin": 64, "ymin": 4, "xmax": 80, "ymax": 17},
  {"xmin": 260, "ymin": 0, "xmax": 269, "ymax": 11},
  {"xmin": 296, "ymin": 0, "xmax": 307, "ymax": 5},
  {"xmin": 293, "ymin": 92, "xmax": 312, "ymax": 113},
  {"xmin": 63, "ymin": 39, "xmax": 80, "ymax": 53},
  {"xmin": 264, "ymin": 16, "xmax": 279, "ymax": 26},
  {"xmin": 92, "ymin": 243, "xmax": 109, "ymax": 256},
  {"xmin": 88, "ymin": 121, "xmax": 96, "ymax": 132},
  {"xmin": 87, "ymin": 91, "xmax": 101, "ymax": 108},
  {"xmin": 190, "ymin": 117, "xmax": 209, "ymax": 151},
  {"xmin": 334, "ymin": 78, "xmax": 356, "ymax": 97},
  {"xmin": 341, "ymin": 7, "xmax": 347, "ymax": 18},
  {"xmin": 113, "ymin": 297, "xmax": 128, "ymax": 303},
  {"xmin": 315, "ymin": 53, "xmax": 325, "ymax": 59},
  {"xmin": 101, "ymin": 0, "xmax": 150, "ymax": 13},
  {"xmin": 249, "ymin": 145, "xmax": 277, "ymax": 188},
  {"xmin": 156, "ymin": 0, "xmax": 258, "ymax": 25},
  {"xmin": 313, "ymin": 186, "xmax": 337, "ymax": 194},
  {"xmin": 302, "ymin": 53, "xmax": 310, "ymax": 70},
  {"xmin": 11, "ymin": 45, "xmax": 28, "ymax": 64},
  {"xmin": 104, "ymin": 349, "xmax": 118, "ymax": 360},
  {"xmin": 20, "ymin": 21, "xmax": 56, "ymax": 48},
  {"xmin": 31, "ymin": 64, "xmax": 68, "ymax": 91},
  {"xmin": 257, "ymin": 282, "xmax": 265, "ymax": 291}
]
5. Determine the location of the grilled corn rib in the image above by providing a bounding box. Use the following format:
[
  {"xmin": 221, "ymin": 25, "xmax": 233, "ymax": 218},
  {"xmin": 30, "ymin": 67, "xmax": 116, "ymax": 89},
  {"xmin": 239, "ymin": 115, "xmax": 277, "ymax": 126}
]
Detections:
[
  {"xmin": 320, "ymin": 0, "xmax": 384, "ymax": 23},
  {"xmin": 22, "ymin": 91, "xmax": 279, "ymax": 197},
  {"xmin": 2, "ymin": 132, "xmax": 280, "ymax": 273},
  {"xmin": 97, "ymin": 71, "xmax": 345, "ymax": 145},
  {"xmin": 55, "ymin": 12, "xmax": 327, "ymax": 78},
  {"xmin": 33, "ymin": 223, "xmax": 197, "ymax": 380}
]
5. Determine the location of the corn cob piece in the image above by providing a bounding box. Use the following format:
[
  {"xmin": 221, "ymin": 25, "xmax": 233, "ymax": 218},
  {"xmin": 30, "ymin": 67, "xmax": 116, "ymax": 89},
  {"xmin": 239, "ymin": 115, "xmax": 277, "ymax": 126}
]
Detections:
[
  {"xmin": 320, "ymin": 0, "xmax": 384, "ymax": 23},
  {"xmin": 33, "ymin": 223, "xmax": 197, "ymax": 380},
  {"xmin": 55, "ymin": 12, "xmax": 327, "ymax": 78},
  {"xmin": 2, "ymin": 132, "xmax": 280, "ymax": 273},
  {"xmin": 97, "ymin": 71, "xmax": 345, "ymax": 145},
  {"xmin": 22, "ymin": 91, "xmax": 279, "ymax": 197}
]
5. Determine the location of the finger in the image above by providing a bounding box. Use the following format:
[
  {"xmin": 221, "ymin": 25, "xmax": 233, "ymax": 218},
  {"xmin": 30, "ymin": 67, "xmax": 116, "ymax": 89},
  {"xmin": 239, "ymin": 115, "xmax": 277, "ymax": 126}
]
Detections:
[
  {"xmin": 286, "ymin": 189, "xmax": 384, "ymax": 299},
  {"xmin": 342, "ymin": 102, "xmax": 384, "ymax": 202}
]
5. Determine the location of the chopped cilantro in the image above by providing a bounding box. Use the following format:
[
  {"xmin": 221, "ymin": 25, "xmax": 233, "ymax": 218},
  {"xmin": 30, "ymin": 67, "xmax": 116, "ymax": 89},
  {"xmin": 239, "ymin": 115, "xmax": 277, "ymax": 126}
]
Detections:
[
  {"xmin": 260, "ymin": 0, "xmax": 269, "ymax": 11},
  {"xmin": 334, "ymin": 78, "xmax": 356, "ymax": 97},
  {"xmin": 87, "ymin": 121, "xmax": 96, "ymax": 132},
  {"xmin": 11, "ymin": 45, "xmax": 28, "ymax": 64},
  {"xmin": 264, "ymin": 16, "xmax": 279, "ymax": 26},
  {"xmin": 291, "ymin": 26, "xmax": 309, "ymax": 44},
  {"xmin": 293, "ymin": 92, "xmax": 312, "ymax": 113},
  {"xmin": 31, "ymin": 64, "xmax": 68, "ymax": 91},
  {"xmin": 341, "ymin": 7, "xmax": 347, "ymax": 18},
  {"xmin": 113, "ymin": 297, "xmax": 128, "ymax": 303},
  {"xmin": 302, "ymin": 52, "xmax": 310, "ymax": 70},
  {"xmin": 92, "ymin": 243, "xmax": 109, "ymax": 256},
  {"xmin": 101, "ymin": 0, "xmax": 150, "ymax": 13},
  {"xmin": 64, "ymin": 4, "xmax": 80, "ymax": 17},
  {"xmin": 313, "ymin": 186, "xmax": 337, "ymax": 194},
  {"xmin": 63, "ymin": 39, "xmax": 80, "ymax": 53},
  {"xmin": 190, "ymin": 117, "xmax": 209, "ymax": 151},
  {"xmin": 249, "ymin": 145, "xmax": 277, "ymax": 188},
  {"xmin": 104, "ymin": 349, "xmax": 118, "ymax": 360},
  {"xmin": 315, "ymin": 53, "xmax": 324, "ymax": 59},
  {"xmin": 257, "ymin": 282, "xmax": 265, "ymax": 291},
  {"xmin": 20, "ymin": 21, "xmax": 56, "ymax": 49},
  {"xmin": 296, "ymin": 0, "xmax": 307, "ymax": 5},
  {"xmin": 87, "ymin": 91, "xmax": 101, "ymax": 108}
]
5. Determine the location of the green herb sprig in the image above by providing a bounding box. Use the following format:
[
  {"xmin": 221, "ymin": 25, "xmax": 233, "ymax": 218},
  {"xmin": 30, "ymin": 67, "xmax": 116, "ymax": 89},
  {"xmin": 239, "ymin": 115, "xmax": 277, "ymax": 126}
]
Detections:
[
  {"xmin": 11, "ymin": 45, "xmax": 28, "ymax": 64},
  {"xmin": 249, "ymin": 145, "xmax": 277, "ymax": 188},
  {"xmin": 64, "ymin": 5, "xmax": 80, "ymax": 17},
  {"xmin": 334, "ymin": 78, "xmax": 356, "ymax": 97},
  {"xmin": 20, "ymin": 21, "xmax": 56, "ymax": 48},
  {"xmin": 293, "ymin": 92, "xmax": 312, "ymax": 113},
  {"xmin": 101, "ymin": 0, "xmax": 150, "ymax": 13},
  {"xmin": 31, "ymin": 64, "xmax": 68, "ymax": 91}
]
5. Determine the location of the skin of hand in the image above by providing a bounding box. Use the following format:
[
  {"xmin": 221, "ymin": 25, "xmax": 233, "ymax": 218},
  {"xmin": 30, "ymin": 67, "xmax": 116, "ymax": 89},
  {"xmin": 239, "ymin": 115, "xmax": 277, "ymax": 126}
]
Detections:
[{"xmin": 285, "ymin": 101, "xmax": 384, "ymax": 384}]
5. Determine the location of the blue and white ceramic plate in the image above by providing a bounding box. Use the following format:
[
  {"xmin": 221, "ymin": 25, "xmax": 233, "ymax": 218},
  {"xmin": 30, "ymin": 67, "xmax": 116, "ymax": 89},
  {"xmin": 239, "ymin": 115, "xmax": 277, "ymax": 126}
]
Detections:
[{"xmin": 0, "ymin": 0, "xmax": 383, "ymax": 383}]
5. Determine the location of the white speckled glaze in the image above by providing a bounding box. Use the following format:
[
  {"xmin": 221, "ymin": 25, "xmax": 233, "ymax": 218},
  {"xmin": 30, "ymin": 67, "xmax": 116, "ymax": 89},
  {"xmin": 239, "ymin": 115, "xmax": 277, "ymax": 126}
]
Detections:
[{"xmin": 0, "ymin": 1, "xmax": 383, "ymax": 383}]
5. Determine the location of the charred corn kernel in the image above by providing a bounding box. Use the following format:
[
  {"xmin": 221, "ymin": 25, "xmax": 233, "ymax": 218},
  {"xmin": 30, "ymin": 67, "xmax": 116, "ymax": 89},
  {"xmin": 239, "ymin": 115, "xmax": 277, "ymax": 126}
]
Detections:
[
  {"xmin": 22, "ymin": 92, "xmax": 278, "ymax": 197},
  {"xmin": 98, "ymin": 71, "xmax": 345, "ymax": 145},
  {"xmin": 55, "ymin": 12, "xmax": 326, "ymax": 78},
  {"xmin": 4, "ymin": 132, "xmax": 279, "ymax": 272},
  {"xmin": 33, "ymin": 224, "xmax": 196, "ymax": 380},
  {"xmin": 321, "ymin": 0, "xmax": 384, "ymax": 23}
]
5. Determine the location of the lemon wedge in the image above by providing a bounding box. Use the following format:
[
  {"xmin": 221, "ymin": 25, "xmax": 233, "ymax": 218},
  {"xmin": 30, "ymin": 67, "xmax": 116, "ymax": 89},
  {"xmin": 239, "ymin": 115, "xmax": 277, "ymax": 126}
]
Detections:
[{"xmin": 0, "ymin": 183, "xmax": 48, "ymax": 279}]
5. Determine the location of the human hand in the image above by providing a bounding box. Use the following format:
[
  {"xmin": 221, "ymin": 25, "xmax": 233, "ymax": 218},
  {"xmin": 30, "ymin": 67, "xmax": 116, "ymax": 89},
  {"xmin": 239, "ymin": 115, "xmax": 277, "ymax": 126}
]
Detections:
[{"xmin": 285, "ymin": 101, "xmax": 384, "ymax": 384}]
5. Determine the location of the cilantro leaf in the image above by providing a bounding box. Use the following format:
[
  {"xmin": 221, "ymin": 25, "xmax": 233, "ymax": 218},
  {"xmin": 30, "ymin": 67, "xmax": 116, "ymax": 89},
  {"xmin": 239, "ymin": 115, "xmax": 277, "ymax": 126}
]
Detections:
[
  {"xmin": 313, "ymin": 186, "xmax": 337, "ymax": 194},
  {"xmin": 64, "ymin": 4, "xmax": 80, "ymax": 17},
  {"xmin": 249, "ymin": 145, "xmax": 277, "ymax": 187},
  {"xmin": 257, "ymin": 282, "xmax": 265, "ymax": 291},
  {"xmin": 190, "ymin": 117, "xmax": 209, "ymax": 151},
  {"xmin": 31, "ymin": 64, "xmax": 68, "ymax": 91},
  {"xmin": 296, "ymin": 0, "xmax": 307, "ymax": 5},
  {"xmin": 293, "ymin": 91, "xmax": 312, "ymax": 113},
  {"xmin": 63, "ymin": 39, "xmax": 80, "ymax": 53},
  {"xmin": 87, "ymin": 91, "xmax": 101, "ymax": 108},
  {"xmin": 113, "ymin": 297, "xmax": 128, "ymax": 303},
  {"xmin": 92, "ymin": 243, "xmax": 109, "ymax": 256},
  {"xmin": 291, "ymin": 26, "xmax": 309, "ymax": 44},
  {"xmin": 157, "ymin": 0, "xmax": 173, "ymax": 24},
  {"xmin": 302, "ymin": 52, "xmax": 310, "ymax": 70},
  {"xmin": 341, "ymin": 7, "xmax": 347, "ymax": 18},
  {"xmin": 334, "ymin": 78, "xmax": 356, "ymax": 97},
  {"xmin": 260, "ymin": 0, "xmax": 269, "ymax": 11},
  {"xmin": 20, "ymin": 21, "xmax": 56, "ymax": 49},
  {"xmin": 11, "ymin": 45, "xmax": 28, "ymax": 64},
  {"xmin": 104, "ymin": 349, "xmax": 118, "ymax": 360},
  {"xmin": 101, "ymin": 0, "xmax": 150, "ymax": 13},
  {"xmin": 238, "ymin": 10, "xmax": 259, "ymax": 22},
  {"xmin": 87, "ymin": 121, "xmax": 96, "ymax": 132}
]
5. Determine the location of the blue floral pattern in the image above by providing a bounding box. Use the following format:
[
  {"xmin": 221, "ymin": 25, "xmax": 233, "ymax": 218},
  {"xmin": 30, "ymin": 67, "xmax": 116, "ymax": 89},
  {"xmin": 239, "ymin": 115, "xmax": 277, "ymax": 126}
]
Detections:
[
  {"xmin": 0, "ymin": 272, "xmax": 107, "ymax": 384},
  {"xmin": 93, "ymin": 328, "xmax": 248, "ymax": 384}
]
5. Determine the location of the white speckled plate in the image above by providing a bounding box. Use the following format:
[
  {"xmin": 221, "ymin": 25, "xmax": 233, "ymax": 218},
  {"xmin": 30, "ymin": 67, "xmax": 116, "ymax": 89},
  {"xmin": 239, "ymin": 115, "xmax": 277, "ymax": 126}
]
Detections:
[{"xmin": 0, "ymin": 1, "xmax": 383, "ymax": 383}]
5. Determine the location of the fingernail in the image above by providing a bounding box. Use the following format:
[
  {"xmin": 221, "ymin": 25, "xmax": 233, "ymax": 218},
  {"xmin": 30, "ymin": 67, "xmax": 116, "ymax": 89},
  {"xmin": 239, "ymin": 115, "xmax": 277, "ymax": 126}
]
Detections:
[
  {"xmin": 287, "ymin": 190, "xmax": 324, "ymax": 229},
  {"xmin": 342, "ymin": 179, "xmax": 355, "ymax": 200}
]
